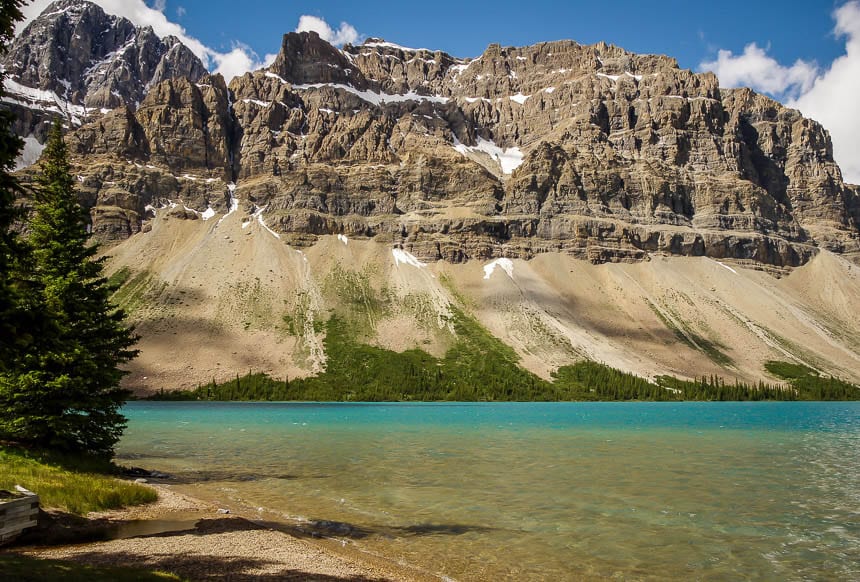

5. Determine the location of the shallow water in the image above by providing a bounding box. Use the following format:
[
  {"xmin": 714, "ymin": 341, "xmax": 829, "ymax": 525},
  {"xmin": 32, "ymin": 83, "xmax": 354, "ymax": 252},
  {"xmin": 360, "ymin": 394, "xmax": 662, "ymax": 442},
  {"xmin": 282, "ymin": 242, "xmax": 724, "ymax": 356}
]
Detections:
[{"xmin": 118, "ymin": 402, "xmax": 860, "ymax": 580}]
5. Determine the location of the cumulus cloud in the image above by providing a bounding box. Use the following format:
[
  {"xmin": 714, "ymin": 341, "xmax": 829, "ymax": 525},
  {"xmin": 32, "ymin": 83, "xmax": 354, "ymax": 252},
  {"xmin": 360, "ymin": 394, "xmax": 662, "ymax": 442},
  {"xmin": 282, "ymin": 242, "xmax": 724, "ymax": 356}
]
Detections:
[
  {"xmin": 16, "ymin": 0, "xmax": 262, "ymax": 81},
  {"xmin": 295, "ymin": 15, "xmax": 360, "ymax": 46},
  {"xmin": 699, "ymin": 44, "xmax": 818, "ymax": 100},
  {"xmin": 791, "ymin": 2, "xmax": 860, "ymax": 184},
  {"xmin": 699, "ymin": 2, "xmax": 860, "ymax": 184},
  {"xmin": 213, "ymin": 44, "xmax": 277, "ymax": 83}
]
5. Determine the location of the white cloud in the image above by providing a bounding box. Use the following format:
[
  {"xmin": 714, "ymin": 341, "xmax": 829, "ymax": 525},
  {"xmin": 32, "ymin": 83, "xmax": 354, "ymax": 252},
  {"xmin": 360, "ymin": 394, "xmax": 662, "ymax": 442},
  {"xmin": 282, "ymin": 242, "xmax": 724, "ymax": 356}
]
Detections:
[
  {"xmin": 16, "ymin": 0, "xmax": 261, "ymax": 81},
  {"xmin": 295, "ymin": 15, "xmax": 359, "ymax": 46},
  {"xmin": 699, "ymin": 2, "xmax": 860, "ymax": 184},
  {"xmin": 699, "ymin": 43, "xmax": 818, "ymax": 100},
  {"xmin": 213, "ymin": 44, "xmax": 277, "ymax": 83},
  {"xmin": 151, "ymin": 0, "xmax": 166, "ymax": 12},
  {"xmin": 791, "ymin": 2, "xmax": 860, "ymax": 184},
  {"xmin": 176, "ymin": 6, "xmax": 186, "ymax": 19}
]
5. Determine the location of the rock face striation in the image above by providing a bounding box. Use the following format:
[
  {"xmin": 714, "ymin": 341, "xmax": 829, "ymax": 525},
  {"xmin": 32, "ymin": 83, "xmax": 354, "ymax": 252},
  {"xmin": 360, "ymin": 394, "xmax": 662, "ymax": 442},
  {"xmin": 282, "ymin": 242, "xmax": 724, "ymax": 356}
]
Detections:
[{"xmin": 6, "ymin": 1, "xmax": 860, "ymax": 266}]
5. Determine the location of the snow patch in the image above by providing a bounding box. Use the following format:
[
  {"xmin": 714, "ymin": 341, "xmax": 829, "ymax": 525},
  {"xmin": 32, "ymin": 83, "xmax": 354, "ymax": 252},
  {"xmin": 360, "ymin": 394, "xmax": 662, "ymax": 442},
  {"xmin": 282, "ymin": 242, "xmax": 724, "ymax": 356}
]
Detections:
[
  {"xmin": 201, "ymin": 207, "xmax": 216, "ymax": 221},
  {"xmin": 2, "ymin": 77, "xmax": 88, "ymax": 124},
  {"xmin": 392, "ymin": 248, "xmax": 427, "ymax": 269},
  {"xmin": 14, "ymin": 135, "xmax": 45, "ymax": 171},
  {"xmin": 363, "ymin": 40, "xmax": 432, "ymax": 52},
  {"xmin": 713, "ymin": 259, "xmax": 738, "ymax": 275},
  {"xmin": 544, "ymin": 87, "xmax": 556, "ymax": 94},
  {"xmin": 264, "ymin": 71, "xmax": 288, "ymax": 84},
  {"xmin": 241, "ymin": 98, "xmax": 271, "ymax": 108},
  {"xmin": 483, "ymin": 258, "xmax": 515, "ymax": 280},
  {"xmin": 337, "ymin": 234, "xmax": 349, "ymax": 245},
  {"xmin": 453, "ymin": 136, "xmax": 524, "ymax": 175},
  {"xmin": 243, "ymin": 205, "xmax": 280, "ymax": 239},
  {"xmin": 293, "ymin": 83, "xmax": 448, "ymax": 106},
  {"xmin": 449, "ymin": 63, "xmax": 471, "ymax": 76},
  {"xmin": 217, "ymin": 183, "xmax": 238, "ymax": 226},
  {"xmin": 509, "ymin": 93, "xmax": 530, "ymax": 104},
  {"xmin": 596, "ymin": 71, "xmax": 643, "ymax": 82}
]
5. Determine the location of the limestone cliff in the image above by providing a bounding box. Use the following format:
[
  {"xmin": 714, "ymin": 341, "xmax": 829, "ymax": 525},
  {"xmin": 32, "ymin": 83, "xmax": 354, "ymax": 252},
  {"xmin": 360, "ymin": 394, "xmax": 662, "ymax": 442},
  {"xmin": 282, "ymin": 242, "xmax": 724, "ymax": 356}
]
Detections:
[{"xmin": 7, "ymin": 3, "xmax": 860, "ymax": 269}]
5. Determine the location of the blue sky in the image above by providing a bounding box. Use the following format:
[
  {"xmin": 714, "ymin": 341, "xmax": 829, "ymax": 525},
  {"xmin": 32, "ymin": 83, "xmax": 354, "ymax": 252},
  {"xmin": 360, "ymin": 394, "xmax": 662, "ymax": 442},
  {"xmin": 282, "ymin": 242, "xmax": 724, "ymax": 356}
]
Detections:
[
  {"xmin": 17, "ymin": 0, "xmax": 860, "ymax": 182},
  {"xmin": 164, "ymin": 0, "xmax": 845, "ymax": 72}
]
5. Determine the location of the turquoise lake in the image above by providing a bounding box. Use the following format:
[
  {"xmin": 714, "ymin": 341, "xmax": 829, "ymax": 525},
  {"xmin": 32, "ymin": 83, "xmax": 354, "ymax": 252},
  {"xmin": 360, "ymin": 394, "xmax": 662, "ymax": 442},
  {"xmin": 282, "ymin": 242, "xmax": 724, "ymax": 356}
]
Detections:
[{"xmin": 118, "ymin": 402, "xmax": 860, "ymax": 580}]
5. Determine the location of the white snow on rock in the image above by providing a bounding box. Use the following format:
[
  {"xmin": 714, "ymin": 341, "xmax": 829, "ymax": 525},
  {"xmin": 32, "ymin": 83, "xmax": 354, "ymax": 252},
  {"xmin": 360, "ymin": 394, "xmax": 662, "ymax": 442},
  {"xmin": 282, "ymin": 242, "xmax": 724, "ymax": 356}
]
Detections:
[
  {"xmin": 241, "ymin": 98, "xmax": 272, "ymax": 108},
  {"xmin": 2, "ymin": 77, "xmax": 88, "ymax": 124},
  {"xmin": 509, "ymin": 93, "xmax": 530, "ymax": 104},
  {"xmin": 201, "ymin": 207, "xmax": 216, "ymax": 221},
  {"xmin": 713, "ymin": 259, "xmax": 738, "ymax": 275},
  {"xmin": 363, "ymin": 40, "xmax": 433, "ymax": 52},
  {"xmin": 337, "ymin": 234, "xmax": 349, "ymax": 245},
  {"xmin": 544, "ymin": 87, "xmax": 556, "ymax": 94},
  {"xmin": 449, "ymin": 62, "xmax": 471, "ymax": 76},
  {"xmin": 483, "ymin": 258, "xmax": 514, "ymax": 280},
  {"xmin": 14, "ymin": 135, "xmax": 45, "ymax": 171},
  {"xmin": 452, "ymin": 136, "xmax": 524, "ymax": 175},
  {"xmin": 242, "ymin": 205, "xmax": 281, "ymax": 239},
  {"xmin": 264, "ymin": 71, "xmax": 288, "ymax": 83},
  {"xmin": 217, "ymin": 183, "xmax": 238, "ymax": 226},
  {"xmin": 596, "ymin": 71, "xmax": 643, "ymax": 83},
  {"xmin": 392, "ymin": 248, "xmax": 427, "ymax": 269},
  {"xmin": 293, "ymin": 83, "xmax": 449, "ymax": 106}
]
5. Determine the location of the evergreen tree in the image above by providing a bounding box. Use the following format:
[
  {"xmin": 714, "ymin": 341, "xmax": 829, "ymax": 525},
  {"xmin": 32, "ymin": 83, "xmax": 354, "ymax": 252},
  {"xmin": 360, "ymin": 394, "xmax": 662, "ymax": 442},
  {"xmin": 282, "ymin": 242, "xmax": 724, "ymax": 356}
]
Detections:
[
  {"xmin": 0, "ymin": 0, "xmax": 26, "ymax": 367},
  {"xmin": 5, "ymin": 121, "xmax": 139, "ymax": 457}
]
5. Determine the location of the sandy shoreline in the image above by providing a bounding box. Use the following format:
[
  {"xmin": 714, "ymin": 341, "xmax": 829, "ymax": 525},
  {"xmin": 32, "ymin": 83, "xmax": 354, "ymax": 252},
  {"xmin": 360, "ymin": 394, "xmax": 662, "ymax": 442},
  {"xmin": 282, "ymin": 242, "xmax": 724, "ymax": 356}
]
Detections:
[{"xmin": 11, "ymin": 483, "xmax": 438, "ymax": 581}]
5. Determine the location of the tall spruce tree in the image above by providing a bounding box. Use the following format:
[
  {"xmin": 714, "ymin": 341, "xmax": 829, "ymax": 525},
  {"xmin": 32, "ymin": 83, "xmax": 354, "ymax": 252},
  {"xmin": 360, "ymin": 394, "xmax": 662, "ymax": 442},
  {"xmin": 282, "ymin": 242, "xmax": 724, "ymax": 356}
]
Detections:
[
  {"xmin": 0, "ymin": 0, "xmax": 26, "ymax": 367},
  {"xmin": 8, "ymin": 121, "xmax": 139, "ymax": 457}
]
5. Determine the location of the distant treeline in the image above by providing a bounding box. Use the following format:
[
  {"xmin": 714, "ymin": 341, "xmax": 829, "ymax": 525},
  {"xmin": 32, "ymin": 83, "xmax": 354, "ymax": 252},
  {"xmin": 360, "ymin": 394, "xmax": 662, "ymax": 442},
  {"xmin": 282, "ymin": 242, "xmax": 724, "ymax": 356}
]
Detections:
[{"xmin": 144, "ymin": 312, "xmax": 860, "ymax": 402}]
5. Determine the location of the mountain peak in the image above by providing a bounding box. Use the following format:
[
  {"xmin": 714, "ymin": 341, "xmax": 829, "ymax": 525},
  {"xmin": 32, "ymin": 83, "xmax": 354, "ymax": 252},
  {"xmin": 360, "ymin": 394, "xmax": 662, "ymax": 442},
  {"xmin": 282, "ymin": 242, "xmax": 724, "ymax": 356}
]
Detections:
[
  {"xmin": 1, "ymin": 0, "xmax": 205, "ymax": 140},
  {"xmin": 269, "ymin": 31, "xmax": 368, "ymax": 89}
]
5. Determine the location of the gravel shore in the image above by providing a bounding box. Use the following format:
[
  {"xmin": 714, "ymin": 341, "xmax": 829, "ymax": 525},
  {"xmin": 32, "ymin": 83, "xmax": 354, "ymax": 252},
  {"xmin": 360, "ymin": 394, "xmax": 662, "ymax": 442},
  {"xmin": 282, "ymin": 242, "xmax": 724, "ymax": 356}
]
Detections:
[{"xmin": 16, "ymin": 484, "xmax": 435, "ymax": 581}]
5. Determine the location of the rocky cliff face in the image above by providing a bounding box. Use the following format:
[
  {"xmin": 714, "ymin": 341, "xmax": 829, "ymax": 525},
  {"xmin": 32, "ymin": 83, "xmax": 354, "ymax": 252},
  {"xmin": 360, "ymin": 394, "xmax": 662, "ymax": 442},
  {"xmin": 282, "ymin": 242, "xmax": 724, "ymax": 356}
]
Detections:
[
  {"xmin": 8, "ymin": 2, "xmax": 860, "ymax": 268},
  {"xmin": 1, "ymin": 0, "xmax": 205, "ymax": 141}
]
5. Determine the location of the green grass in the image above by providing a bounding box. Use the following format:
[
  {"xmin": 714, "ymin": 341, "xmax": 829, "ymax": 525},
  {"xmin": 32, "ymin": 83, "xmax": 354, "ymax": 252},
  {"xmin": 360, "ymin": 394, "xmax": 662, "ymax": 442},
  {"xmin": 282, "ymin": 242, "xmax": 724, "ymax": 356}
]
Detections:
[
  {"xmin": 0, "ymin": 555, "xmax": 183, "ymax": 582},
  {"xmin": 106, "ymin": 266, "xmax": 133, "ymax": 290},
  {"xmin": 110, "ymin": 270, "xmax": 165, "ymax": 314},
  {"xmin": 0, "ymin": 448, "xmax": 157, "ymax": 515}
]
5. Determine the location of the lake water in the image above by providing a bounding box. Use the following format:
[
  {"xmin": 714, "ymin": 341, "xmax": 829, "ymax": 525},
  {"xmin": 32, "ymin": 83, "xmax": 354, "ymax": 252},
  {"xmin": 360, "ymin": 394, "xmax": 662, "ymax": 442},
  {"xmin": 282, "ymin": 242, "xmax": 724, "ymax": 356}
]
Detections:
[{"xmin": 118, "ymin": 402, "xmax": 860, "ymax": 580}]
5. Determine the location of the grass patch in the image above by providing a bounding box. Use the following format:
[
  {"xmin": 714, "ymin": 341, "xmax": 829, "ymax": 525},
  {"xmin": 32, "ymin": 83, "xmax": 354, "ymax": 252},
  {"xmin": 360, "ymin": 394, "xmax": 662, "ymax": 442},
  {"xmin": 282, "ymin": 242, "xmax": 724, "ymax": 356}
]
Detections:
[
  {"xmin": 106, "ymin": 266, "xmax": 132, "ymax": 290},
  {"xmin": 0, "ymin": 448, "xmax": 157, "ymax": 515},
  {"xmin": 0, "ymin": 554, "xmax": 183, "ymax": 582},
  {"xmin": 110, "ymin": 270, "xmax": 166, "ymax": 315}
]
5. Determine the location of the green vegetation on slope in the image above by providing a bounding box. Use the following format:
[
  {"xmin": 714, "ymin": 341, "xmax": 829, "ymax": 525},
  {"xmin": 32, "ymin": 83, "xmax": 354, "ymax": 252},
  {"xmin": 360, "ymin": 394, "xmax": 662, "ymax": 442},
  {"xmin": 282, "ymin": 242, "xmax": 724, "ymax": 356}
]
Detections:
[
  {"xmin": 765, "ymin": 360, "xmax": 860, "ymax": 400},
  {"xmin": 0, "ymin": 448, "xmax": 156, "ymax": 514},
  {"xmin": 146, "ymin": 300, "xmax": 860, "ymax": 402},
  {"xmin": 144, "ymin": 261, "xmax": 860, "ymax": 403}
]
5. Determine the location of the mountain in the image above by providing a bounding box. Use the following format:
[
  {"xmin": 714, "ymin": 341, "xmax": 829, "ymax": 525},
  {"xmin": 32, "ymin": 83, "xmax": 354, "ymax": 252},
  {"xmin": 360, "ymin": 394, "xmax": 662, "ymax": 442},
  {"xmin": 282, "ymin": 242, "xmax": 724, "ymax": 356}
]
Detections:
[
  {"xmin": 1, "ymin": 0, "xmax": 205, "ymax": 144},
  {"xmin": 5, "ymin": 1, "xmax": 860, "ymax": 394}
]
